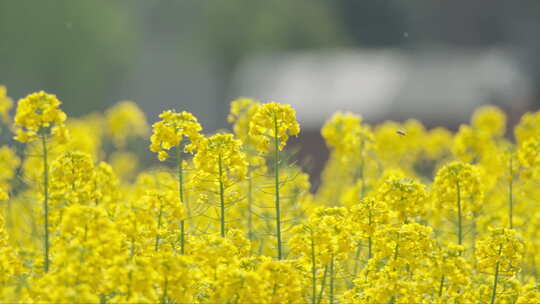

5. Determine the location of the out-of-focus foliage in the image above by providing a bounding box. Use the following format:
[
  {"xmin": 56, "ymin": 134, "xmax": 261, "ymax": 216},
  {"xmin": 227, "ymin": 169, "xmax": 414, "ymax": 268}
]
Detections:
[{"xmin": 0, "ymin": 1, "xmax": 137, "ymax": 115}]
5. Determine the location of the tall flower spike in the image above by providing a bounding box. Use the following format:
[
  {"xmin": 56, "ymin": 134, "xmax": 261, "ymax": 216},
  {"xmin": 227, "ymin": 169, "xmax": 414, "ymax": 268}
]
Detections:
[
  {"xmin": 228, "ymin": 98, "xmax": 265, "ymax": 241},
  {"xmin": 349, "ymin": 197, "xmax": 389, "ymax": 260},
  {"xmin": 249, "ymin": 101, "xmax": 300, "ymax": 260},
  {"xmin": 476, "ymin": 228, "xmax": 524, "ymax": 304},
  {"xmin": 318, "ymin": 113, "xmax": 374, "ymax": 208},
  {"xmin": 476, "ymin": 228, "xmax": 524, "ymax": 277},
  {"xmin": 192, "ymin": 133, "xmax": 247, "ymax": 237},
  {"xmin": 288, "ymin": 207, "xmax": 353, "ymax": 304},
  {"xmin": 13, "ymin": 91, "xmax": 68, "ymax": 273},
  {"xmin": 433, "ymin": 161, "xmax": 484, "ymax": 246},
  {"xmin": 150, "ymin": 109, "xmax": 202, "ymax": 254}
]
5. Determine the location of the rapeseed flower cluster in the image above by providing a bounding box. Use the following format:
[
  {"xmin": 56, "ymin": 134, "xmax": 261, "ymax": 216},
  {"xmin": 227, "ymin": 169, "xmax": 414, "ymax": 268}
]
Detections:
[
  {"xmin": 0, "ymin": 86, "xmax": 13, "ymax": 125},
  {"xmin": 105, "ymin": 101, "xmax": 148, "ymax": 148},
  {"xmin": 149, "ymin": 110, "xmax": 202, "ymax": 161},
  {"xmin": 13, "ymin": 91, "xmax": 68, "ymax": 144},
  {"xmin": 1, "ymin": 88, "xmax": 540, "ymax": 303}
]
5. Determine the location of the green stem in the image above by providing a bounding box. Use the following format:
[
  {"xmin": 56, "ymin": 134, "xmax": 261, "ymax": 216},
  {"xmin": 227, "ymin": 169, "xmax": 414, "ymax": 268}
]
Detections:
[
  {"xmin": 490, "ymin": 244, "xmax": 502, "ymax": 304},
  {"xmin": 509, "ymin": 155, "xmax": 513, "ymax": 229},
  {"xmin": 311, "ymin": 231, "xmax": 317, "ymax": 304},
  {"xmin": 218, "ymin": 153, "xmax": 226, "ymax": 237},
  {"xmin": 438, "ymin": 274, "xmax": 445, "ymax": 298},
  {"xmin": 359, "ymin": 141, "xmax": 366, "ymax": 198},
  {"xmin": 532, "ymin": 254, "xmax": 538, "ymax": 284},
  {"xmin": 127, "ymin": 269, "xmax": 133, "ymax": 299},
  {"xmin": 364, "ymin": 236, "xmax": 372, "ymax": 282},
  {"xmin": 368, "ymin": 236, "xmax": 372, "ymax": 260},
  {"xmin": 352, "ymin": 165, "xmax": 366, "ymax": 281},
  {"xmin": 161, "ymin": 275, "xmax": 168, "ymax": 304},
  {"xmin": 41, "ymin": 134, "xmax": 50, "ymax": 272},
  {"xmin": 273, "ymin": 115, "xmax": 282, "ymax": 260},
  {"xmin": 177, "ymin": 146, "xmax": 185, "ymax": 254},
  {"xmin": 130, "ymin": 237, "xmax": 135, "ymax": 258},
  {"xmin": 329, "ymin": 254, "xmax": 335, "ymax": 304},
  {"xmin": 368, "ymin": 202, "xmax": 373, "ymax": 260},
  {"xmin": 351, "ymin": 245, "xmax": 362, "ymax": 287},
  {"xmin": 155, "ymin": 201, "xmax": 163, "ymax": 252},
  {"xmin": 317, "ymin": 265, "xmax": 328, "ymax": 304},
  {"xmin": 248, "ymin": 168, "xmax": 254, "ymax": 242},
  {"xmin": 456, "ymin": 180, "xmax": 463, "ymax": 246},
  {"xmin": 472, "ymin": 215, "xmax": 478, "ymax": 256},
  {"xmin": 180, "ymin": 219, "xmax": 185, "ymax": 254}
]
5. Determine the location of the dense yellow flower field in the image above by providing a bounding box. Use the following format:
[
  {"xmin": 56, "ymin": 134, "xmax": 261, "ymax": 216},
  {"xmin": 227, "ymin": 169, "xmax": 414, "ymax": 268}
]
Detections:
[{"xmin": 1, "ymin": 86, "xmax": 540, "ymax": 303}]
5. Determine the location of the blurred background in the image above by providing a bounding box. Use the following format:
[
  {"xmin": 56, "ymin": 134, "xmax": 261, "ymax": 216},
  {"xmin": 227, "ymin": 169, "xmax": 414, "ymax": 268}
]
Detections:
[{"xmin": 1, "ymin": 0, "xmax": 540, "ymax": 177}]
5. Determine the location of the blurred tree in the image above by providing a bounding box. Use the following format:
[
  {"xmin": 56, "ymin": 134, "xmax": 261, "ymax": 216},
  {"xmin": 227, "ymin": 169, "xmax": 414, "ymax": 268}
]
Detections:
[
  {"xmin": 0, "ymin": 0, "xmax": 137, "ymax": 115},
  {"xmin": 199, "ymin": 0, "xmax": 347, "ymax": 63}
]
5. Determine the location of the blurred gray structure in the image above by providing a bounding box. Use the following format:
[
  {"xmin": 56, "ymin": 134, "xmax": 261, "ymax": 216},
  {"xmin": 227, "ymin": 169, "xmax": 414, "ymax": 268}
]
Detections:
[{"xmin": 233, "ymin": 47, "xmax": 532, "ymax": 129}]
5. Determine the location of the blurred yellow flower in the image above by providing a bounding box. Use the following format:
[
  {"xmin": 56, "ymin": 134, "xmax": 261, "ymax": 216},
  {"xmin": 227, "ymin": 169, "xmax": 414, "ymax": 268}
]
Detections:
[
  {"xmin": 150, "ymin": 110, "xmax": 202, "ymax": 161},
  {"xmin": 0, "ymin": 85, "xmax": 13, "ymax": 124},
  {"xmin": 106, "ymin": 101, "xmax": 148, "ymax": 148}
]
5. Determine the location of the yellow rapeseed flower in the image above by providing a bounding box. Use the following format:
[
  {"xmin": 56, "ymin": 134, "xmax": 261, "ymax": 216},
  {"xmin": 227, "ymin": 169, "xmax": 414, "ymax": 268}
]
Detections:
[
  {"xmin": 471, "ymin": 105, "xmax": 507, "ymax": 138},
  {"xmin": 0, "ymin": 146, "xmax": 20, "ymax": 195},
  {"xmin": 149, "ymin": 110, "xmax": 202, "ymax": 161},
  {"xmin": 105, "ymin": 100, "xmax": 148, "ymax": 148},
  {"xmin": 4, "ymin": 97, "xmax": 540, "ymax": 302},
  {"xmin": 249, "ymin": 101, "xmax": 300, "ymax": 152},
  {"xmin": 321, "ymin": 112, "xmax": 374, "ymax": 162},
  {"xmin": 433, "ymin": 161, "xmax": 484, "ymax": 216},
  {"xmin": 13, "ymin": 91, "xmax": 68, "ymax": 143},
  {"xmin": 228, "ymin": 97, "xmax": 261, "ymax": 144},
  {"xmin": 376, "ymin": 175, "xmax": 428, "ymax": 223},
  {"xmin": 517, "ymin": 136, "xmax": 540, "ymax": 179},
  {"xmin": 0, "ymin": 187, "xmax": 8, "ymax": 201},
  {"xmin": 192, "ymin": 133, "xmax": 247, "ymax": 236},
  {"xmin": 476, "ymin": 227, "xmax": 524, "ymax": 276},
  {"xmin": 0, "ymin": 85, "xmax": 13, "ymax": 124},
  {"xmin": 193, "ymin": 133, "xmax": 248, "ymax": 182},
  {"xmin": 514, "ymin": 110, "xmax": 540, "ymax": 145},
  {"xmin": 49, "ymin": 151, "xmax": 96, "ymax": 207}
]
